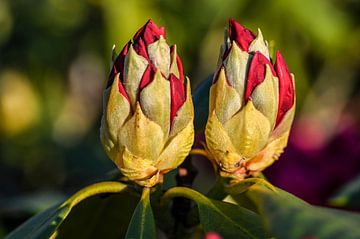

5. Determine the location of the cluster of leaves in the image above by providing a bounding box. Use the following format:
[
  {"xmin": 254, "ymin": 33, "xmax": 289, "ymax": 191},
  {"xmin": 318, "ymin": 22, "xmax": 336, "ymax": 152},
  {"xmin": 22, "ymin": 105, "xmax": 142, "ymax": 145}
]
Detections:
[
  {"xmin": 6, "ymin": 177, "xmax": 360, "ymax": 239},
  {"xmin": 6, "ymin": 83, "xmax": 360, "ymax": 239}
]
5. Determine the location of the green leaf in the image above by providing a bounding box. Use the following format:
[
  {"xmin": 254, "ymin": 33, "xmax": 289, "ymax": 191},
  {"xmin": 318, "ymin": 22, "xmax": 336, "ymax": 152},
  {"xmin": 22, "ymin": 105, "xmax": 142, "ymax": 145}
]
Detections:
[
  {"xmin": 192, "ymin": 74, "xmax": 212, "ymax": 131},
  {"xmin": 225, "ymin": 177, "xmax": 276, "ymax": 195},
  {"xmin": 330, "ymin": 174, "xmax": 360, "ymax": 210},
  {"xmin": 245, "ymin": 185, "xmax": 360, "ymax": 239},
  {"xmin": 55, "ymin": 188, "xmax": 139, "ymax": 238},
  {"xmin": 5, "ymin": 203, "xmax": 69, "ymax": 239},
  {"xmin": 6, "ymin": 181, "xmax": 130, "ymax": 239},
  {"xmin": 125, "ymin": 187, "xmax": 157, "ymax": 239},
  {"xmin": 162, "ymin": 187, "xmax": 268, "ymax": 239},
  {"xmin": 223, "ymin": 178, "xmax": 277, "ymax": 213},
  {"xmin": 206, "ymin": 176, "xmax": 228, "ymax": 200}
]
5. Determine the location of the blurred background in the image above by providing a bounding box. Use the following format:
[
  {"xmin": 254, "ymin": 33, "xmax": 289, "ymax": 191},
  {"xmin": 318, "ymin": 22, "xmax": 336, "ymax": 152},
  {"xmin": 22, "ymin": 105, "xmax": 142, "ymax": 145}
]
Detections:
[{"xmin": 1, "ymin": 0, "xmax": 360, "ymax": 236}]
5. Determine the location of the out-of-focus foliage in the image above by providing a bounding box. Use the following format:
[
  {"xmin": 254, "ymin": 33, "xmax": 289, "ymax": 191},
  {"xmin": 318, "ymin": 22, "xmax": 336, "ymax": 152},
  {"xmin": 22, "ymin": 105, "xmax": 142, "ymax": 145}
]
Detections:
[
  {"xmin": 330, "ymin": 174, "xmax": 360, "ymax": 210},
  {"xmin": 1, "ymin": 0, "xmax": 360, "ymax": 236}
]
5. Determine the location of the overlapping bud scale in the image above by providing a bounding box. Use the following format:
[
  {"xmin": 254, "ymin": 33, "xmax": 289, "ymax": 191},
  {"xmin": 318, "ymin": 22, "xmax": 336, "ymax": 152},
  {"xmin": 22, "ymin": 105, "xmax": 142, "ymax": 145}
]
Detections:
[
  {"xmin": 100, "ymin": 20, "xmax": 194, "ymax": 187},
  {"xmin": 205, "ymin": 18, "xmax": 295, "ymax": 180}
]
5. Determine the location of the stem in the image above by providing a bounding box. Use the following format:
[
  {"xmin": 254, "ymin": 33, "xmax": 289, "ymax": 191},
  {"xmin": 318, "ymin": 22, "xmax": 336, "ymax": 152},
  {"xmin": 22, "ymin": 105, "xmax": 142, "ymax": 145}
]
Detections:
[
  {"xmin": 62, "ymin": 181, "xmax": 127, "ymax": 208},
  {"xmin": 141, "ymin": 187, "xmax": 151, "ymax": 201},
  {"xmin": 189, "ymin": 148, "xmax": 209, "ymax": 158}
]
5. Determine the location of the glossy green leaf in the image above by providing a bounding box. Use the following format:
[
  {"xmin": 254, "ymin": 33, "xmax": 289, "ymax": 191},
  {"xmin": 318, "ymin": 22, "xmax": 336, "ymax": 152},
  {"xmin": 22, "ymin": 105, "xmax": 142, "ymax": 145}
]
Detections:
[
  {"xmin": 228, "ymin": 192, "xmax": 259, "ymax": 214},
  {"xmin": 206, "ymin": 175, "xmax": 271, "ymax": 202},
  {"xmin": 5, "ymin": 204, "xmax": 69, "ymax": 239},
  {"xmin": 192, "ymin": 74, "xmax": 212, "ymax": 131},
  {"xmin": 162, "ymin": 187, "xmax": 268, "ymax": 239},
  {"xmin": 330, "ymin": 174, "xmax": 360, "ymax": 210},
  {"xmin": 225, "ymin": 177, "xmax": 276, "ymax": 195},
  {"xmin": 6, "ymin": 181, "xmax": 131, "ymax": 239},
  {"xmin": 223, "ymin": 178, "xmax": 278, "ymax": 213},
  {"xmin": 206, "ymin": 176, "xmax": 228, "ymax": 200},
  {"xmin": 125, "ymin": 187, "xmax": 157, "ymax": 239},
  {"xmin": 245, "ymin": 185, "xmax": 360, "ymax": 239},
  {"xmin": 55, "ymin": 188, "xmax": 139, "ymax": 238}
]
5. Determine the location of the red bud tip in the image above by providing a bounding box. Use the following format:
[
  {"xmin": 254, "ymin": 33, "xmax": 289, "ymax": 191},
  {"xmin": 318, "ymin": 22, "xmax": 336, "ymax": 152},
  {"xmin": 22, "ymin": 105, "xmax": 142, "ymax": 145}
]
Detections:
[
  {"xmin": 229, "ymin": 18, "xmax": 256, "ymax": 52},
  {"xmin": 169, "ymin": 74, "xmax": 186, "ymax": 124},
  {"xmin": 245, "ymin": 51, "xmax": 276, "ymax": 101},
  {"xmin": 133, "ymin": 19, "xmax": 166, "ymax": 47},
  {"xmin": 275, "ymin": 50, "xmax": 295, "ymax": 126}
]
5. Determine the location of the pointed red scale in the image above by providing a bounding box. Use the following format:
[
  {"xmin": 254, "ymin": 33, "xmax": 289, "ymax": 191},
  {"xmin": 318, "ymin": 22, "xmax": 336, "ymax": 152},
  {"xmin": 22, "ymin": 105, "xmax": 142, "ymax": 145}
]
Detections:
[
  {"xmin": 139, "ymin": 64, "xmax": 156, "ymax": 90},
  {"xmin": 118, "ymin": 77, "xmax": 130, "ymax": 102},
  {"xmin": 169, "ymin": 74, "xmax": 186, "ymax": 124},
  {"xmin": 212, "ymin": 66, "xmax": 232, "ymax": 86},
  {"xmin": 107, "ymin": 41, "xmax": 131, "ymax": 88},
  {"xmin": 228, "ymin": 18, "xmax": 256, "ymax": 52},
  {"xmin": 106, "ymin": 41, "xmax": 130, "ymax": 103},
  {"xmin": 274, "ymin": 50, "xmax": 295, "ymax": 126},
  {"xmin": 170, "ymin": 45, "xmax": 185, "ymax": 83},
  {"xmin": 176, "ymin": 55, "xmax": 184, "ymax": 82},
  {"xmin": 133, "ymin": 38, "xmax": 149, "ymax": 59},
  {"xmin": 245, "ymin": 51, "xmax": 276, "ymax": 101},
  {"xmin": 133, "ymin": 19, "xmax": 166, "ymax": 47}
]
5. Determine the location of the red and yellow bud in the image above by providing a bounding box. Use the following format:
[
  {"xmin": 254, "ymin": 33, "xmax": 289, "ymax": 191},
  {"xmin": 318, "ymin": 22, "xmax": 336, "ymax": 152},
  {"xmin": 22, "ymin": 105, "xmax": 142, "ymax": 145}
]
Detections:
[
  {"xmin": 100, "ymin": 20, "xmax": 194, "ymax": 187},
  {"xmin": 205, "ymin": 18, "xmax": 295, "ymax": 180}
]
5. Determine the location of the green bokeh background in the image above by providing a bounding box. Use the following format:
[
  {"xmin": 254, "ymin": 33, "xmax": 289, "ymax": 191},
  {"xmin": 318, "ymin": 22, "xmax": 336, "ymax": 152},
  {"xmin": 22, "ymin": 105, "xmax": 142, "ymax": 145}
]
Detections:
[{"xmin": 1, "ymin": 0, "xmax": 360, "ymax": 236}]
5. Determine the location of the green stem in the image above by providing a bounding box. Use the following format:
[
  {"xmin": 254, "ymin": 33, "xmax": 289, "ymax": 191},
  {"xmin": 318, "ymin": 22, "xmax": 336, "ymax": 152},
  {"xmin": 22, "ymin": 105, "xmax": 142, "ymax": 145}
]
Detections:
[
  {"xmin": 161, "ymin": 187, "xmax": 201, "ymax": 207},
  {"xmin": 141, "ymin": 187, "xmax": 151, "ymax": 202},
  {"xmin": 189, "ymin": 149, "xmax": 209, "ymax": 158},
  {"xmin": 62, "ymin": 181, "xmax": 127, "ymax": 208}
]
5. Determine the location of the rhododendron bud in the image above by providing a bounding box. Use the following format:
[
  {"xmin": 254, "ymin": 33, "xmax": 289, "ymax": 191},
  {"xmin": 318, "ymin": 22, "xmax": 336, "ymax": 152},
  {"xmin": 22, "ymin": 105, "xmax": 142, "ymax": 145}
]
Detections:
[
  {"xmin": 205, "ymin": 18, "xmax": 295, "ymax": 180},
  {"xmin": 100, "ymin": 19, "xmax": 194, "ymax": 187}
]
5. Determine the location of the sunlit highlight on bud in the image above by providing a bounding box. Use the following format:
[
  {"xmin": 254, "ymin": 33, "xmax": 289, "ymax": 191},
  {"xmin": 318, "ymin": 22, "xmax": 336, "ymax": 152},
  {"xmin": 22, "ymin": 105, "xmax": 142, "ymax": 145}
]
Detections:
[
  {"xmin": 100, "ymin": 20, "xmax": 194, "ymax": 187},
  {"xmin": 205, "ymin": 18, "xmax": 295, "ymax": 180}
]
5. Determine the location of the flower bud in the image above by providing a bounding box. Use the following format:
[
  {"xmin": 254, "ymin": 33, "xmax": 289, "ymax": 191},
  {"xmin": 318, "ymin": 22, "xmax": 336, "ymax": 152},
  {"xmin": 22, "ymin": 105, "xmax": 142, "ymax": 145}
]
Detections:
[
  {"xmin": 205, "ymin": 18, "xmax": 295, "ymax": 180},
  {"xmin": 100, "ymin": 20, "xmax": 194, "ymax": 187}
]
